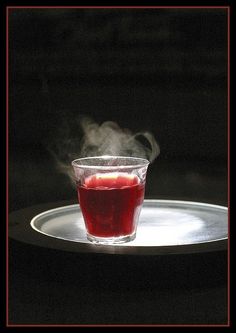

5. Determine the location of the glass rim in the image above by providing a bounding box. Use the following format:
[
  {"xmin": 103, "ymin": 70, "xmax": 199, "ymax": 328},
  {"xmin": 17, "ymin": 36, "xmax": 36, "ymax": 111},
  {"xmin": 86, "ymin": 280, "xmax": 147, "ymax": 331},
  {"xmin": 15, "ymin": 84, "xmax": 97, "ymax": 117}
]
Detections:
[{"xmin": 71, "ymin": 155, "xmax": 150, "ymax": 169}]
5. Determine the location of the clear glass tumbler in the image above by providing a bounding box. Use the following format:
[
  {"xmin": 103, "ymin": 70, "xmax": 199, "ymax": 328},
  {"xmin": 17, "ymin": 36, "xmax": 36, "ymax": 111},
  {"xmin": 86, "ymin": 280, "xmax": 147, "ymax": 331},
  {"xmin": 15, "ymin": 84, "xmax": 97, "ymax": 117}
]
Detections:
[{"xmin": 72, "ymin": 156, "xmax": 149, "ymax": 244}]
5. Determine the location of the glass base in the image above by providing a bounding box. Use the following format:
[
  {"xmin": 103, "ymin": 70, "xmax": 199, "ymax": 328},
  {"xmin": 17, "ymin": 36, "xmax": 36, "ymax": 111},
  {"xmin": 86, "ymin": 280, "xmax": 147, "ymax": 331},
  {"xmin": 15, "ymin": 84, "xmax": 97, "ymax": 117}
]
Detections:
[{"xmin": 87, "ymin": 233, "xmax": 136, "ymax": 244}]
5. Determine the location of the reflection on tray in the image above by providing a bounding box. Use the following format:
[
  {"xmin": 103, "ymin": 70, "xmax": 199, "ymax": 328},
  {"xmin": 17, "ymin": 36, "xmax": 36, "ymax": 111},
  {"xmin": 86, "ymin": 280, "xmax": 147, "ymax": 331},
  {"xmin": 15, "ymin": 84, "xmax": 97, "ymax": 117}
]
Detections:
[{"xmin": 136, "ymin": 208, "xmax": 204, "ymax": 246}]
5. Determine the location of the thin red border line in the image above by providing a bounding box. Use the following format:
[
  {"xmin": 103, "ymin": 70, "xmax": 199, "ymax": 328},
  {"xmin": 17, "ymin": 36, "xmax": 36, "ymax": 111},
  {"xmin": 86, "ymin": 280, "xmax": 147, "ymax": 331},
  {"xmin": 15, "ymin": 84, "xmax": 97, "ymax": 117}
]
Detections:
[
  {"xmin": 6, "ymin": 6, "xmax": 230, "ymax": 328},
  {"xmin": 6, "ymin": 324, "xmax": 231, "ymax": 328},
  {"xmin": 6, "ymin": 6, "xmax": 230, "ymax": 9},
  {"xmin": 227, "ymin": 6, "xmax": 230, "ymax": 327},
  {"xmin": 6, "ymin": 6, "xmax": 9, "ymax": 328}
]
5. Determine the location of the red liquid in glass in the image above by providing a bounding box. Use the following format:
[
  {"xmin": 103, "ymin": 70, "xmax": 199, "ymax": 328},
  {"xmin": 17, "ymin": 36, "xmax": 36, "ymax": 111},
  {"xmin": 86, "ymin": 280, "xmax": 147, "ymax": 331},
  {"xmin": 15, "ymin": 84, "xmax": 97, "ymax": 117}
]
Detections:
[{"xmin": 78, "ymin": 172, "xmax": 145, "ymax": 238}]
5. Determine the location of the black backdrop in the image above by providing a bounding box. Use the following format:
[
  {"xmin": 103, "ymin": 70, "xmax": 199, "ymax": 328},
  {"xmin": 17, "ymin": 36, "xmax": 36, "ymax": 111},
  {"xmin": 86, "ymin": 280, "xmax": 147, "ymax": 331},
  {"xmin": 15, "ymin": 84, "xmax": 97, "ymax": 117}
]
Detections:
[{"xmin": 9, "ymin": 8, "xmax": 228, "ymax": 211}]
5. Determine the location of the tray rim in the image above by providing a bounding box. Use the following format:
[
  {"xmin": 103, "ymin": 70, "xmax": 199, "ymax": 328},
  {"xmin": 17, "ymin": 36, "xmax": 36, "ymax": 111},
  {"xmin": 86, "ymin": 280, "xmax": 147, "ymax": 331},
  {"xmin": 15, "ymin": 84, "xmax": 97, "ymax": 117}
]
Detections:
[
  {"xmin": 28, "ymin": 199, "xmax": 228, "ymax": 255},
  {"xmin": 31, "ymin": 198, "xmax": 228, "ymax": 219}
]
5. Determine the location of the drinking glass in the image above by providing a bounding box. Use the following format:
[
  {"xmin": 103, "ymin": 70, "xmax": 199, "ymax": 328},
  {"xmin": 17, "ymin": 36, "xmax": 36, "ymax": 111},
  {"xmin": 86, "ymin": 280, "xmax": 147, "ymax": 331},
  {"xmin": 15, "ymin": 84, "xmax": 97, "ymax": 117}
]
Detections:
[{"xmin": 72, "ymin": 155, "xmax": 149, "ymax": 244}]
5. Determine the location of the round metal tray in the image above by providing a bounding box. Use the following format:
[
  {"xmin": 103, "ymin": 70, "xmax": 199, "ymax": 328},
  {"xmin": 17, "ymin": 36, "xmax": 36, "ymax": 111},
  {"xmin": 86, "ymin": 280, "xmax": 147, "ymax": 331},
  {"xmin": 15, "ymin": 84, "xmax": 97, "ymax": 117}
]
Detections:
[{"xmin": 27, "ymin": 200, "xmax": 228, "ymax": 255}]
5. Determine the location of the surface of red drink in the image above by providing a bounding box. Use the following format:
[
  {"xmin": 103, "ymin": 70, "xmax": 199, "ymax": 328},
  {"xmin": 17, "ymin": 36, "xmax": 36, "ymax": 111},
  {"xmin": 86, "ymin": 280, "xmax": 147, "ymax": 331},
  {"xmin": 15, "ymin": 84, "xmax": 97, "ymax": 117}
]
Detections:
[{"xmin": 78, "ymin": 172, "xmax": 145, "ymax": 237}]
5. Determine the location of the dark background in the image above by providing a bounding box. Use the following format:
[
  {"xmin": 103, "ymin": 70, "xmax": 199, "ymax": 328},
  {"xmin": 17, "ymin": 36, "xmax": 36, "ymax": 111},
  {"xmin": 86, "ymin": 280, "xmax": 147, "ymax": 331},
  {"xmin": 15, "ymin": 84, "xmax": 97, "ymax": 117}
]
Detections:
[
  {"xmin": 8, "ymin": 7, "xmax": 229, "ymax": 326},
  {"xmin": 9, "ymin": 8, "xmax": 228, "ymax": 211}
]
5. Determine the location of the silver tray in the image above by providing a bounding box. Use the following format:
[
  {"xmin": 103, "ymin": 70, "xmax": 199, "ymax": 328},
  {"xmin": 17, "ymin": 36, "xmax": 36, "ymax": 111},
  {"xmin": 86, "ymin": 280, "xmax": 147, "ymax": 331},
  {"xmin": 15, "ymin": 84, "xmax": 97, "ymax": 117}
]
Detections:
[{"xmin": 30, "ymin": 200, "xmax": 228, "ymax": 255}]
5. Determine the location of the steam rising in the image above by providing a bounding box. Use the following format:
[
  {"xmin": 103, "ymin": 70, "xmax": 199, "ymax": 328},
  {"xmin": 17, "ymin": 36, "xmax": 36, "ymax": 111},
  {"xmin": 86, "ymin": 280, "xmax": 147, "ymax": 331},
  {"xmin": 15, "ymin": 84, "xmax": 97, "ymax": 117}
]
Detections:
[
  {"xmin": 48, "ymin": 116, "xmax": 160, "ymax": 183},
  {"xmin": 80, "ymin": 117, "xmax": 160, "ymax": 161}
]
